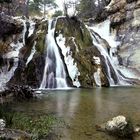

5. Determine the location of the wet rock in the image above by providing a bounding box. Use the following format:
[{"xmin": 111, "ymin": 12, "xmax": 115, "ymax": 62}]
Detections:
[
  {"xmin": 0, "ymin": 128, "xmax": 31, "ymax": 140},
  {"xmin": 55, "ymin": 17, "xmax": 110, "ymax": 87},
  {"xmin": 96, "ymin": 116, "xmax": 140, "ymax": 138},
  {"xmin": 0, "ymin": 85, "xmax": 35, "ymax": 100},
  {"xmin": 9, "ymin": 85, "xmax": 34, "ymax": 99},
  {"xmin": 0, "ymin": 13, "xmax": 23, "ymax": 40},
  {"xmin": 105, "ymin": 116, "xmax": 134, "ymax": 138},
  {"xmin": 0, "ymin": 119, "xmax": 5, "ymax": 130}
]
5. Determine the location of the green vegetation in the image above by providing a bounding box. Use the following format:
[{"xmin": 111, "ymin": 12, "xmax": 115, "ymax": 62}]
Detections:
[
  {"xmin": 77, "ymin": 0, "xmax": 110, "ymax": 19},
  {"xmin": 0, "ymin": 0, "xmax": 58, "ymax": 17},
  {"xmin": 12, "ymin": 113, "xmax": 57, "ymax": 139},
  {"xmin": 0, "ymin": 105, "xmax": 58, "ymax": 139},
  {"xmin": 52, "ymin": 10, "xmax": 63, "ymax": 17},
  {"xmin": 29, "ymin": 0, "xmax": 57, "ymax": 16},
  {"xmin": 35, "ymin": 20, "xmax": 48, "ymax": 53},
  {"xmin": 56, "ymin": 17, "xmax": 93, "ymax": 51},
  {"xmin": 55, "ymin": 17, "xmax": 98, "ymax": 87}
]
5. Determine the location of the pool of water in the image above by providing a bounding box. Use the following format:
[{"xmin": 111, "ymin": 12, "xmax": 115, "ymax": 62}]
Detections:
[{"xmin": 10, "ymin": 87, "xmax": 140, "ymax": 140}]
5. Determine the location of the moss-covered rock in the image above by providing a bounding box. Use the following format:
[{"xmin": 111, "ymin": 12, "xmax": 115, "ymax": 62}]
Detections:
[
  {"xmin": 0, "ymin": 15, "xmax": 110, "ymax": 89},
  {"xmin": 55, "ymin": 17, "xmax": 109, "ymax": 87},
  {"xmin": 9, "ymin": 19, "xmax": 48, "ymax": 88}
]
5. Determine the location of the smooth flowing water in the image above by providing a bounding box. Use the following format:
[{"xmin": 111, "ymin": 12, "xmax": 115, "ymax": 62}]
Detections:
[
  {"xmin": 40, "ymin": 20, "xmax": 68, "ymax": 89},
  {"xmin": 9, "ymin": 87, "xmax": 140, "ymax": 140}
]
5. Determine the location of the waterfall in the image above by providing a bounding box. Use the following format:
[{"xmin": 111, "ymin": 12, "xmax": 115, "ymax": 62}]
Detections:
[
  {"xmin": 88, "ymin": 20, "xmax": 130, "ymax": 86},
  {"xmin": 40, "ymin": 19, "xmax": 68, "ymax": 89},
  {"xmin": 26, "ymin": 41, "xmax": 36, "ymax": 66},
  {"xmin": 0, "ymin": 19, "xmax": 27, "ymax": 91},
  {"xmin": 56, "ymin": 35, "xmax": 81, "ymax": 88}
]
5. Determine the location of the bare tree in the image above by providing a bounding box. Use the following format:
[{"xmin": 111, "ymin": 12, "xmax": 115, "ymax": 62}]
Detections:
[
  {"xmin": 24, "ymin": 0, "xmax": 29, "ymax": 18},
  {"xmin": 63, "ymin": 0, "xmax": 79, "ymax": 17}
]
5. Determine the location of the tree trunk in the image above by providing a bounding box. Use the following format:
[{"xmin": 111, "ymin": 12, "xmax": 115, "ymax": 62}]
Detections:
[
  {"xmin": 8, "ymin": 3, "xmax": 10, "ymax": 15},
  {"xmin": 43, "ymin": 0, "xmax": 46, "ymax": 17},
  {"xmin": 25, "ymin": 0, "xmax": 29, "ymax": 18}
]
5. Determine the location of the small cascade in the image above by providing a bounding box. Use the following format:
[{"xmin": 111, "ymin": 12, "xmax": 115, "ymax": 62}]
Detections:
[
  {"xmin": 0, "ymin": 58, "xmax": 18, "ymax": 91},
  {"xmin": 22, "ymin": 20, "xmax": 27, "ymax": 45},
  {"xmin": 56, "ymin": 34, "xmax": 81, "ymax": 88},
  {"xmin": 0, "ymin": 18, "xmax": 35, "ymax": 91},
  {"xmin": 88, "ymin": 20, "xmax": 129, "ymax": 86},
  {"xmin": 26, "ymin": 41, "xmax": 36, "ymax": 66},
  {"xmin": 40, "ymin": 19, "xmax": 68, "ymax": 89}
]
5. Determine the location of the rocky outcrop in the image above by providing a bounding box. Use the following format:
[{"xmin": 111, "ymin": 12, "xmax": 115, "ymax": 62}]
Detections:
[
  {"xmin": 1, "ymin": 13, "xmax": 138, "ymax": 89},
  {"xmin": 0, "ymin": 14, "xmax": 23, "ymax": 41},
  {"xmin": 90, "ymin": 0, "xmax": 140, "ymax": 84},
  {"xmin": 0, "ymin": 14, "xmax": 23, "ymax": 56},
  {"xmin": 0, "ymin": 15, "xmax": 47, "ymax": 90},
  {"xmin": 3, "ymin": 15, "xmax": 130, "ymax": 88},
  {"xmin": 55, "ymin": 17, "xmax": 109, "ymax": 87},
  {"xmin": 100, "ymin": 0, "xmax": 140, "ymax": 79},
  {"xmin": 9, "ymin": 19, "xmax": 47, "ymax": 88}
]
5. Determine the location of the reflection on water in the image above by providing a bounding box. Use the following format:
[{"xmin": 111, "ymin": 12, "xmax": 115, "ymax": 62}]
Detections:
[{"xmin": 10, "ymin": 87, "xmax": 140, "ymax": 140}]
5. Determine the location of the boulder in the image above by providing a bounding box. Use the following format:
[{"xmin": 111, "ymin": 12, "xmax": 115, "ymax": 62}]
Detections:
[
  {"xmin": 0, "ymin": 119, "xmax": 5, "ymax": 131},
  {"xmin": 0, "ymin": 13, "xmax": 23, "ymax": 40},
  {"xmin": 0, "ymin": 85, "xmax": 35, "ymax": 101},
  {"xmin": 0, "ymin": 128, "xmax": 31, "ymax": 140},
  {"xmin": 96, "ymin": 115, "xmax": 140, "ymax": 138},
  {"xmin": 105, "ymin": 116, "xmax": 134, "ymax": 138}
]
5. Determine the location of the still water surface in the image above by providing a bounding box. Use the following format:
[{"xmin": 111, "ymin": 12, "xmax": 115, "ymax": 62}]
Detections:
[{"xmin": 11, "ymin": 87, "xmax": 140, "ymax": 140}]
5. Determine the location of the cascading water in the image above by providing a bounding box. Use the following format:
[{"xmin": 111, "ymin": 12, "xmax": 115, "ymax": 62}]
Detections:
[
  {"xmin": 0, "ymin": 18, "xmax": 36, "ymax": 91},
  {"xmin": 88, "ymin": 20, "xmax": 131, "ymax": 86},
  {"xmin": 0, "ymin": 21, "xmax": 26, "ymax": 91},
  {"xmin": 40, "ymin": 19, "xmax": 68, "ymax": 89},
  {"xmin": 26, "ymin": 41, "xmax": 36, "ymax": 66}
]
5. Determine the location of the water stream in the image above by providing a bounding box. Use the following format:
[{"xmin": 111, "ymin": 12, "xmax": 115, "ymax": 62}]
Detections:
[
  {"xmin": 40, "ymin": 19, "xmax": 68, "ymax": 89},
  {"xmin": 88, "ymin": 20, "xmax": 131, "ymax": 86}
]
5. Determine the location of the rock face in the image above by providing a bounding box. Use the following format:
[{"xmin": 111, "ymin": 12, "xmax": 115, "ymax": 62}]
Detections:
[
  {"xmin": 97, "ymin": 0, "xmax": 140, "ymax": 81},
  {"xmin": 9, "ymin": 19, "xmax": 47, "ymax": 88},
  {"xmin": 0, "ymin": 14, "xmax": 23, "ymax": 41},
  {"xmin": 0, "ymin": 15, "xmax": 112, "ymax": 89},
  {"xmin": 1, "ymin": 10, "xmax": 140, "ymax": 89},
  {"xmin": 55, "ymin": 17, "xmax": 109, "ymax": 87},
  {"xmin": 0, "ymin": 15, "xmax": 47, "ymax": 91}
]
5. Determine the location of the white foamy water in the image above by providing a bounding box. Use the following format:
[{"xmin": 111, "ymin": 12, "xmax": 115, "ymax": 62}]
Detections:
[
  {"xmin": 0, "ymin": 58, "xmax": 18, "ymax": 91},
  {"xmin": 56, "ymin": 34, "xmax": 81, "ymax": 87},
  {"xmin": 40, "ymin": 19, "xmax": 68, "ymax": 89},
  {"xmin": 26, "ymin": 41, "xmax": 36, "ymax": 66},
  {"xmin": 28, "ymin": 20, "xmax": 35, "ymax": 37},
  {"xmin": 0, "ymin": 42, "xmax": 24, "ymax": 91},
  {"xmin": 88, "ymin": 20, "xmax": 130, "ymax": 86},
  {"xmin": 94, "ymin": 68, "xmax": 101, "ymax": 87},
  {"xmin": 0, "ymin": 18, "xmax": 28, "ymax": 91}
]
